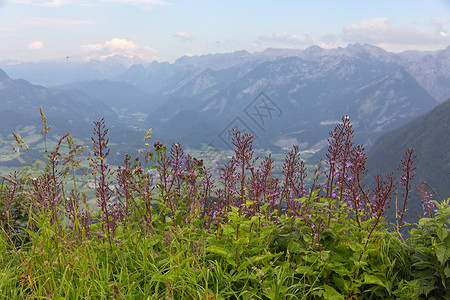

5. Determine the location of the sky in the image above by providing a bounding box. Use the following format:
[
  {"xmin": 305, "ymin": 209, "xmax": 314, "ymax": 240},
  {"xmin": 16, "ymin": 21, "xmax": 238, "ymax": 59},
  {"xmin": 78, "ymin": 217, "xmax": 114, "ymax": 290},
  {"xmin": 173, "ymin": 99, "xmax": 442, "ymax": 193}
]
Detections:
[{"xmin": 1, "ymin": 0, "xmax": 450, "ymax": 63}]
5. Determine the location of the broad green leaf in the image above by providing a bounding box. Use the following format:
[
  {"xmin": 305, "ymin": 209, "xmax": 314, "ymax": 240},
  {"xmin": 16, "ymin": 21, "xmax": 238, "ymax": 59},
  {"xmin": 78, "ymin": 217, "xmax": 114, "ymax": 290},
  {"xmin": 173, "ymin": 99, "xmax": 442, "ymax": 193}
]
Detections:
[
  {"xmin": 333, "ymin": 244, "xmax": 355, "ymax": 263},
  {"xmin": 250, "ymin": 215, "xmax": 259, "ymax": 223},
  {"xmin": 363, "ymin": 274, "xmax": 386, "ymax": 288},
  {"xmin": 418, "ymin": 217, "xmax": 433, "ymax": 227},
  {"xmin": 416, "ymin": 275, "xmax": 438, "ymax": 296},
  {"xmin": 295, "ymin": 265, "xmax": 314, "ymax": 276},
  {"xmin": 329, "ymin": 264, "xmax": 351, "ymax": 276},
  {"xmin": 435, "ymin": 246, "xmax": 450, "ymax": 265},
  {"xmin": 222, "ymin": 224, "xmax": 234, "ymax": 236},
  {"xmin": 437, "ymin": 227, "xmax": 449, "ymax": 242},
  {"xmin": 313, "ymin": 285, "xmax": 345, "ymax": 300},
  {"xmin": 348, "ymin": 241, "xmax": 364, "ymax": 252},
  {"xmin": 225, "ymin": 257, "xmax": 235, "ymax": 266},
  {"xmin": 444, "ymin": 267, "xmax": 450, "ymax": 278},
  {"xmin": 321, "ymin": 229, "xmax": 339, "ymax": 249},
  {"xmin": 247, "ymin": 252, "xmax": 280, "ymax": 265},
  {"xmin": 233, "ymin": 236, "xmax": 250, "ymax": 246},
  {"xmin": 206, "ymin": 245, "xmax": 231, "ymax": 258},
  {"xmin": 287, "ymin": 240, "xmax": 304, "ymax": 254},
  {"xmin": 304, "ymin": 252, "xmax": 320, "ymax": 263},
  {"xmin": 332, "ymin": 274, "xmax": 348, "ymax": 293},
  {"xmin": 444, "ymin": 235, "xmax": 450, "ymax": 248}
]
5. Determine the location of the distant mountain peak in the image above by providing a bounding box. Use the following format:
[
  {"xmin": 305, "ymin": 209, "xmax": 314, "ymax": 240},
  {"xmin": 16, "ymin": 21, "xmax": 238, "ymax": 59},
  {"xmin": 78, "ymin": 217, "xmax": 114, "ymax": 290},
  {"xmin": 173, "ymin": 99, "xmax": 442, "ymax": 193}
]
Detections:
[
  {"xmin": 0, "ymin": 68, "xmax": 10, "ymax": 81},
  {"xmin": 305, "ymin": 45, "xmax": 324, "ymax": 51}
]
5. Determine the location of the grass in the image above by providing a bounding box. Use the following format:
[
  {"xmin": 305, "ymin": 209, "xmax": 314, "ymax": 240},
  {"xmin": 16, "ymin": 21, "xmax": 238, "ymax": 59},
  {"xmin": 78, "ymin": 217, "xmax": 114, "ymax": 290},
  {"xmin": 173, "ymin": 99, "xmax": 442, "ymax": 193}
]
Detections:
[{"xmin": 0, "ymin": 113, "xmax": 449, "ymax": 299}]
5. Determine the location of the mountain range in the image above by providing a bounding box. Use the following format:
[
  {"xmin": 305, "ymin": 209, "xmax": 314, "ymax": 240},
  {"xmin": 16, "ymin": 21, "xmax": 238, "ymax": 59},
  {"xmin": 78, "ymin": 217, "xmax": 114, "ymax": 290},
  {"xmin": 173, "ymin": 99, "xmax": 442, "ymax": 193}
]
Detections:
[
  {"xmin": 0, "ymin": 69, "xmax": 143, "ymax": 166},
  {"xmin": 113, "ymin": 44, "xmax": 440, "ymax": 152},
  {"xmin": 0, "ymin": 43, "xmax": 448, "ymax": 164},
  {"xmin": 4, "ymin": 44, "xmax": 450, "ymax": 103},
  {"xmin": 0, "ymin": 68, "xmax": 117, "ymax": 135}
]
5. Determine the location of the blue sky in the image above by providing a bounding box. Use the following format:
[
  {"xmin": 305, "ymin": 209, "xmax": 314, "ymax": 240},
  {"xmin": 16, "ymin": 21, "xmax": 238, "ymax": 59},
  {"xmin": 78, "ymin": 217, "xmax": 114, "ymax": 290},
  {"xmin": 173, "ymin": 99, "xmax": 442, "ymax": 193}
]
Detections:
[{"xmin": 1, "ymin": 0, "xmax": 450, "ymax": 63}]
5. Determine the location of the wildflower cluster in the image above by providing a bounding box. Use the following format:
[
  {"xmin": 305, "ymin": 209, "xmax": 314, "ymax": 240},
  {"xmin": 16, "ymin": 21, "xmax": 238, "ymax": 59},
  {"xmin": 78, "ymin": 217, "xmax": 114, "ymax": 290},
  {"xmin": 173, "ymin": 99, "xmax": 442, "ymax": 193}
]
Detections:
[
  {"xmin": 416, "ymin": 180, "xmax": 437, "ymax": 217},
  {"xmin": 1, "ymin": 111, "xmax": 447, "ymax": 299}
]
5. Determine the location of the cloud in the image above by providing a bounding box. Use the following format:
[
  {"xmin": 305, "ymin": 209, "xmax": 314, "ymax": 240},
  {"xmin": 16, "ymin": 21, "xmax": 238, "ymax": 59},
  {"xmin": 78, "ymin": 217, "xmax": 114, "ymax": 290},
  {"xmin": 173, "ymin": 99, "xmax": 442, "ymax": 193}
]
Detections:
[
  {"xmin": 81, "ymin": 37, "xmax": 157, "ymax": 61},
  {"xmin": 21, "ymin": 17, "xmax": 93, "ymax": 26},
  {"xmin": 256, "ymin": 32, "xmax": 316, "ymax": 48},
  {"xmin": 343, "ymin": 18, "xmax": 450, "ymax": 50},
  {"xmin": 82, "ymin": 38, "xmax": 138, "ymax": 51},
  {"xmin": 10, "ymin": 0, "xmax": 90, "ymax": 7},
  {"xmin": 28, "ymin": 41, "xmax": 44, "ymax": 50},
  {"xmin": 0, "ymin": 27, "xmax": 18, "ymax": 32},
  {"xmin": 174, "ymin": 31, "xmax": 193, "ymax": 41},
  {"xmin": 259, "ymin": 32, "xmax": 315, "ymax": 44},
  {"xmin": 100, "ymin": 0, "xmax": 170, "ymax": 9}
]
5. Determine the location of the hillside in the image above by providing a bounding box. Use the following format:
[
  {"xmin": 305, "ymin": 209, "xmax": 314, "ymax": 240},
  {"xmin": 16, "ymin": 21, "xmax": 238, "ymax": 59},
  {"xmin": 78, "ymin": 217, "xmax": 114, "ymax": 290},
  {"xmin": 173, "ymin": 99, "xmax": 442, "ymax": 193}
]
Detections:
[
  {"xmin": 366, "ymin": 98, "xmax": 450, "ymax": 221},
  {"xmin": 55, "ymin": 79, "xmax": 157, "ymax": 112},
  {"xmin": 0, "ymin": 69, "xmax": 119, "ymax": 133},
  {"xmin": 0, "ymin": 69, "xmax": 144, "ymax": 167}
]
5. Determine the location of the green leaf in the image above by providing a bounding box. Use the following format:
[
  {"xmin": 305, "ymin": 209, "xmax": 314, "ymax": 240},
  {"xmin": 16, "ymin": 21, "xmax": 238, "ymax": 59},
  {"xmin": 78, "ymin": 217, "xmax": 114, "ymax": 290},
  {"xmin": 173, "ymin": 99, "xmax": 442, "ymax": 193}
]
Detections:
[
  {"xmin": 247, "ymin": 252, "xmax": 280, "ymax": 265},
  {"xmin": 332, "ymin": 274, "xmax": 348, "ymax": 293},
  {"xmin": 295, "ymin": 265, "xmax": 314, "ymax": 276},
  {"xmin": 313, "ymin": 285, "xmax": 345, "ymax": 300},
  {"xmin": 348, "ymin": 241, "xmax": 364, "ymax": 253},
  {"xmin": 233, "ymin": 236, "xmax": 250, "ymax": 246},
  {"xmin": 333, "ymin": 244, "xmax": 355, "ymax": 263},
  {"xmin": 418, "ymin": 217, "xmax": 433, "ymax": 227},
  {"xmin": 437, "ymin": 227, "xmax": 449, "ymax": 242},
  {"xmin": 329, "ymin": 264, "xmax": 351, "ymax": 276},
  {"xmin": 416, "ymin": 275, "xmax": 439, "ymax": 296},
  {"xmin": 222, "ymin": 224, "xmax": 235, "ymax": 236},
  {"xmin": 443, "ymin": 235, "xmax": 450, "ymax": 248},
  {"xmin": 321, "ymin": 229, "xmax": 339, "ymax": 249},
  {"xmin": 287, "ymin": 240, "xmax": 304, "ymax": 254},
  {"xmin": 444, "ymin": 267, "xmax": 450, "ymax": 278},
  {"xmin": 206, "ymin": 245, "xmax": 231, "ymax": 258},
  {"xmin": 363, "ymin": 274, "xmax": 386, "ymax": 288},
  {"xmin": 250, "ymin": 215, "xmax": 259, "ymax": 223},
  {"xmin": 435, "ymin": 246, "xmax": 450, "ymax": 265},
  {"xmin": 265, "ymin": 288, "xmax": 276, "ymax": 299},
  {"xmin": 412, "ymin": 260, "xmax": 437, "ymax": 275}
]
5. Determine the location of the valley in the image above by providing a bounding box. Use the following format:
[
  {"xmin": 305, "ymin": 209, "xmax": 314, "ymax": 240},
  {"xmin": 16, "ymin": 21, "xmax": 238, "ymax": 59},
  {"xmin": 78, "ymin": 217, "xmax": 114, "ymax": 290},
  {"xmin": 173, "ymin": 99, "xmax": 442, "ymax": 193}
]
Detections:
[{"xmin": 1, "ymin": 44, "xmax": 449, "ymax": 223}]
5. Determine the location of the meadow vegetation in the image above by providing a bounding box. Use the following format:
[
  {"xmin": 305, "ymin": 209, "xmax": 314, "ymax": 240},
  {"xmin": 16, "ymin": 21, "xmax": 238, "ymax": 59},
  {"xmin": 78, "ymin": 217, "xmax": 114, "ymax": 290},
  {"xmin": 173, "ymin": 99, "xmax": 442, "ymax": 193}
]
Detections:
[{"xmin": 0, "ymin": 112, "xmax": 449, "ymax": 299}]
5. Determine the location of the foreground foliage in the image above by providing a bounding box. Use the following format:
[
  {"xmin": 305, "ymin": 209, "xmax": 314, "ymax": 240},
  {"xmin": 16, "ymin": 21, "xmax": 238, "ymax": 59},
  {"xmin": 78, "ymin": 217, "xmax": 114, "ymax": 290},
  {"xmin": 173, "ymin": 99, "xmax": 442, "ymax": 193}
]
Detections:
[{"xmin": 0, "ymin": 114, "xmax": 449, "ymax": 299}]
